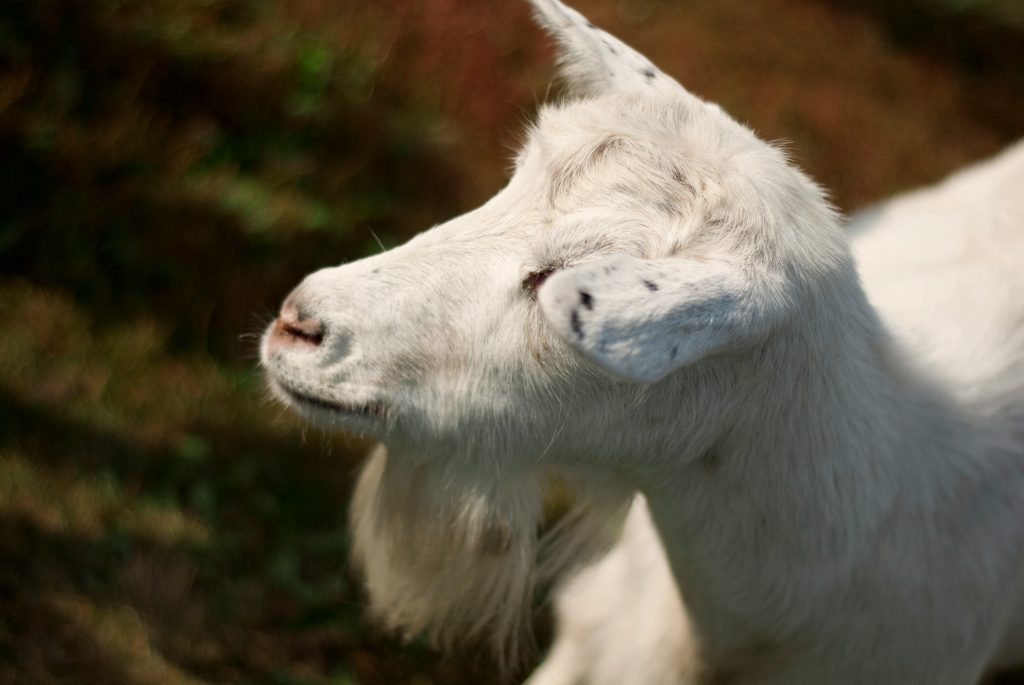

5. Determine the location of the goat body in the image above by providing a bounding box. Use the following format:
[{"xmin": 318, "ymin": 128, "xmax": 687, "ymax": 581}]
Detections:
[
  {"xmin": 261, "ymin": 1, "xmax": 1024, "ymax": 682},
  {"xmin": 532, "ymin": 142, "xmax": 1024, "ymax": 685}
]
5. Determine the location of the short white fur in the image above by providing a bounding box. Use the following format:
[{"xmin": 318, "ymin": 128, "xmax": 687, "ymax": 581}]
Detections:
[{"xmin": 260, "ymin": 1, "xmax": 1024, "ymax": 682}]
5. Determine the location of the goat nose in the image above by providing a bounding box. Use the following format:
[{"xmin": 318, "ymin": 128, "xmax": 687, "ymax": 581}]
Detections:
[{"xmin": 268, "ymin": 301, "xmax": 325, "ymax": 352}]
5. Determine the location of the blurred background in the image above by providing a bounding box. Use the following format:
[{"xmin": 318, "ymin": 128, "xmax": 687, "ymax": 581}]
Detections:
[{"xmin": 0, "ymin": 0, "xmax": 1022, "ymax": 683}]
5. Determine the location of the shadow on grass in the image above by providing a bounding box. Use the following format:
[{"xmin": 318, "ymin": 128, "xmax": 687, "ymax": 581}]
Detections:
[
  {"xmin": 0, "ymin": 517, "xmax": 141, "ymax": 685},
  {"xmin": 825, "ymin": 0, "xmax": 1024, "ymax": 133},
  {"xmin": 0, "ymin": 389, "xmax": 499, "ymax": 684}
]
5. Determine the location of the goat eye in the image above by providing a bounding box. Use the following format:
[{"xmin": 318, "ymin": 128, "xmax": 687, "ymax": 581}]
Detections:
[{"xmin": 522, "ymin": 266, "xmax": 557, "ymax": 295}]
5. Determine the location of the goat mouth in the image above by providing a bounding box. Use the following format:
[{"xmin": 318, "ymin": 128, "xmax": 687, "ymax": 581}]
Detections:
[{"xmin": 277, "ymin": 382, "xmax": 388, "ymax": 421}]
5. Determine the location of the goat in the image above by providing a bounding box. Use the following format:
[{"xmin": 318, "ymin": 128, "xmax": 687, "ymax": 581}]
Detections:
[{"xmin": 260, "ymin": 1, "xmax": 1024, "ymax": 682}]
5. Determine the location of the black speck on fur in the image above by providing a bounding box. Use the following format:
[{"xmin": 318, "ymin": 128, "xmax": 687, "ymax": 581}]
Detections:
[
  {"xmin": 643, "ymin": 280, "xmax": 659, "ymax": 292},
  {"xmin": 642, "ymin": 68, "xmax": 656, "ymax": 80},
  {"xmin": 580, "ymin": 291, "xmax": 594, "ymax": 310}
]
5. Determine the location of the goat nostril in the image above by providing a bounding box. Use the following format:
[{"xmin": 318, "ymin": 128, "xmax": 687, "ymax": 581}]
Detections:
[{"xmin": 273, "ymin": 314, "xmax": 324, "ymax": 347}]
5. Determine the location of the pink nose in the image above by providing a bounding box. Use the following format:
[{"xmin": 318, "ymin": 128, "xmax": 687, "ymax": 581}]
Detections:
[{"xmin": 268, "ymin": 302, "xmax": 324, "ymax": 353}]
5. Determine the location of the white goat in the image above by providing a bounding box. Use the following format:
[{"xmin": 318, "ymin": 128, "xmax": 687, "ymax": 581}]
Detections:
[{"xmin": 260, "ymin": 1, "xmax": 1024, "ymax": 682}]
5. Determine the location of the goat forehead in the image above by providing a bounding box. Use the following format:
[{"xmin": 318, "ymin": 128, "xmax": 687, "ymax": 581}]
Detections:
[
  {"xmin": 369, "ymin": 97, "xmax": 781, "ymax": 274},
  {"xmin": 536, "ymin": 95, "xmax": 689, "ymax": 139},
  {"xmin": 528, "ymin": 96, "xmax": 750, "ymax": 194},
  {"xmin": 515, "ymin": 101, "xmax": 703, "ymax": 233}
]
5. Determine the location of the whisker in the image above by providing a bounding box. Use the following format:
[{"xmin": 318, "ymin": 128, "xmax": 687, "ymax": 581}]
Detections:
[{"xmin": 367, "ymin": 226, "xmax": 388, "ymax": 253}]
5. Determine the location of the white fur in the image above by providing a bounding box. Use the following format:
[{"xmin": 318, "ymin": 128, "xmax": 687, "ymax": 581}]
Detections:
[{"xmin": 260, "ymin": 1, "xmax": 1024, "ymax": 682}]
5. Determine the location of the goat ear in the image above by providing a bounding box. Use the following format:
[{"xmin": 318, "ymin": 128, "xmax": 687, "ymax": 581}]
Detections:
[
  {"xmin": 528, "ymin": 0, "xmax": 691, "ymax": 98},
  {"xmin": 538, "ymin": 254, "xmax": 780, "ymax": 383}
]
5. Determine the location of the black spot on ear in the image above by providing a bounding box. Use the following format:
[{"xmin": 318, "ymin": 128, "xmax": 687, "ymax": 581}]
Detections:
[
  {"xmin": 570, "ymin": 310, "xmax": 584, "ymax": 339},
  {"xmin": 586, "ymin": 20, "xmax": 595, "ymax": 28},
  {"xmin": 580, "ymin": 291, "xmax": 594, "ymax": 310},
  {"xmin": 643, "ymin": 280, "xmax": 659, "ymax": 292},
  {"xmin": 642, "ymin": 68, "xmax": 657, "ymax": 80}
]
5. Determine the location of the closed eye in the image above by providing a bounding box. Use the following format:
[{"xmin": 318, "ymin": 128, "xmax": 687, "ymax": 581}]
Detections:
[{"xmin": 522, "ymin": 266, "xmax": 557, "ymax": 296}]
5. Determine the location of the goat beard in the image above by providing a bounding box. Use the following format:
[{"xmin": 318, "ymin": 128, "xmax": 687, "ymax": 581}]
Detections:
[{"xmin": 350, "ymin": 444, "xmax": 633, "ymax": 672}]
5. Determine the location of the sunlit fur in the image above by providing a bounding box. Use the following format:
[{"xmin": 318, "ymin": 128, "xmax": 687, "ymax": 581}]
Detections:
[{"xmin": 261, "ymin": 1, "xmax": 1024, "ymax": 682}]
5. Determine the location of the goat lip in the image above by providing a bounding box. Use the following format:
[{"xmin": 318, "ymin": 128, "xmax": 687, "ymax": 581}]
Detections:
[{"xmin": 277, "ymin": 382, "xmax": 388, "ymax": 421}]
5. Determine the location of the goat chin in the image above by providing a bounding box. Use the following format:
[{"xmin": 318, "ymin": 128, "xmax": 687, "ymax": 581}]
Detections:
[{"xmin": 350, "ymin": 444, "xmax": 633, "ymax": 671}]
